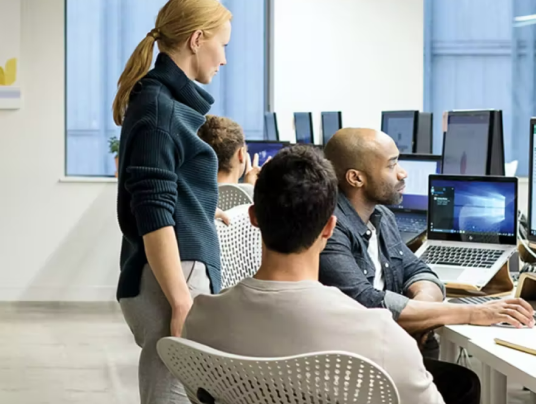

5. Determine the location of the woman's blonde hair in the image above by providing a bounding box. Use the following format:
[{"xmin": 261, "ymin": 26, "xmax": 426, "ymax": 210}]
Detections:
[{"xmin": 112, "ymin": 0, "xmax": 232, "ymax": 126}]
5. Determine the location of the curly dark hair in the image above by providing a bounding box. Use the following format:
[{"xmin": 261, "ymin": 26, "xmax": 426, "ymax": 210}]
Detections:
[
  {"xmin": 254, "ymin": 145, "xmax": 338, "ymax": 254},
  {"xmin": 198, "ymin": 115, "xmax": 245, "ymax": 173}
]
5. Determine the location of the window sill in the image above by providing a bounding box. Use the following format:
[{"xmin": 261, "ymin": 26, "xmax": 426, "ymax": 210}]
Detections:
[{"xmin": 59, "ymin": 176, "xmax": 117, "ymax": 183}]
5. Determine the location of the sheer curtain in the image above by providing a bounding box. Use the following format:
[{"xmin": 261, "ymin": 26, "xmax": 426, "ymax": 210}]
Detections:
[{"xmin": 66, "ymin": 0, "xmax": 267, "ymax": 177}]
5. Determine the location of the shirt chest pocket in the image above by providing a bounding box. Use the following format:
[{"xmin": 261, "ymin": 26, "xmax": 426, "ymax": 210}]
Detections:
[{"xmin": 386, "ymin": 243, "xmax": 406, "ymax": 287}]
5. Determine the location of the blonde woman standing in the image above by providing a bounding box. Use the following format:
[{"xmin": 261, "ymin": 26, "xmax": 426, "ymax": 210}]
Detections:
[{"xmin": 112, "ymin": 1, "xmax": 232, "ymax": 402}]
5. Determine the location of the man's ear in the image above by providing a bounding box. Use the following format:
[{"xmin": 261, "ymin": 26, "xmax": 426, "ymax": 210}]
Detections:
[
  {"xmin": 189, "ymin": 30, "xmax": 203, "ymax": 54},
  {"xmin": 237, "ymin": 146, "xmax": 246, "ymax": 164},
  {"xmin": 248, "ymin": 205, "xmax": 259, "ymax": 228},
  {"xmin": 345, "ymin": 169, "xmax": 365, "ymax": 189},
  {"xmin": 321, "ymin": 215, "xmax": 337, "ymax": 240}
]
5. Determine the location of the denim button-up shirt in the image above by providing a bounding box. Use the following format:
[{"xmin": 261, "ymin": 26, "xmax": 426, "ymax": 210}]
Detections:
[{"xmin": 319, "ymin": 193, "xmax": 445, "ymax": 320}]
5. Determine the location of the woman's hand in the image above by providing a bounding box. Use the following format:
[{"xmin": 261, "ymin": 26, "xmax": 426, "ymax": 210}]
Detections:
[
  {"xmin": 244, "ymin": 153, "xmax": 270, "ymax": 186},
  {"xmin": 215, "ymin": 207, "xmax": 230, "ymax": 225},
  {"xmin": 170, "ymin": 295, "xmax": 193, "ymax": 337}
]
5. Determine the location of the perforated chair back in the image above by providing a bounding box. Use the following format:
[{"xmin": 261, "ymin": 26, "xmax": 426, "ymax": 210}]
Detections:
[
  {"xmin": 157, "ymin": 337, "xmax": 401, "ymax": 404},
  {"xmin": 218, "ymin": 184, "xmax": 253, "ymax": 211},
  {"xmin": 215, "ymin": 204, "xmax": 261, "ymax": 289}
]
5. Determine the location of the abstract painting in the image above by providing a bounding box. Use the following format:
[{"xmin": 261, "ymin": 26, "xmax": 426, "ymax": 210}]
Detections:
[{"xmin": 0, "ymin": 0, "xmax": 21, "ymax": 109}]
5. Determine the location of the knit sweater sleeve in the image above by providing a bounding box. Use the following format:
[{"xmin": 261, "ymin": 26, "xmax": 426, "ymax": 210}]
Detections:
[{"xmin": 125, "ymin": 129, "xmax": 179, "ymax": 236}]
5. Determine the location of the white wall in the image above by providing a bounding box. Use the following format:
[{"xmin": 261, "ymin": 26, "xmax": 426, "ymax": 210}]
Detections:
[
  {"xmin": 272, "ymin": 0, "xmax": 425, "ymax": 143},
  {"xmin": 0, "ymin": 0, "xmax": 121, "ymax": 301}
]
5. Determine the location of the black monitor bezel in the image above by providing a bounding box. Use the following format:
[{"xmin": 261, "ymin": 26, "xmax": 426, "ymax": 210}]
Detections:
[
  {"xmin": 441, "ymin": 110, "xmax": 494, "ymax": 175},
  {"xmin": 528, "ymin": 118, "xmax": 536, "ymax": 242},
  {"xmin": 321, "ymin": 111, "xmax": 342, "ymax": 145},
  {"xmin": 264, "ymin": 112, "xmax": 280, "ymax": 141},
  {"xmin": 294, "ymin": 112, "xmax": 315, "ymax": 144},
  {"xmin": 427, "ymin": 174, "xmax": 518, "ymax": 245},
  {"xmin": 381, "ymin": 110, "xmax": 419, "ymax": 154}
]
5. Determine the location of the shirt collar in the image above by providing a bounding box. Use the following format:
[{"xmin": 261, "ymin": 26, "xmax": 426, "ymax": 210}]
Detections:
[{"xmin": 337, "ymin": 193, "xmax": 384, "ymax": 239}]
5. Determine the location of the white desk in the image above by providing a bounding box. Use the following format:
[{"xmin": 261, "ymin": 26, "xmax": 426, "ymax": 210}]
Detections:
[
  {"xmin": 468, "ymin": 337, "xmax": 536, "ymax": 404},
  {"xmin": 438, "ymin": 325, "xmax": 536, "ymax": 404}
]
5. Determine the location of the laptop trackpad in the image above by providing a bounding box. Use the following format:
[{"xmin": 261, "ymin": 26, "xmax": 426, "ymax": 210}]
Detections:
[{"xmin": 433, "ymin": 266, "xmax": 465, "ymax": 282}]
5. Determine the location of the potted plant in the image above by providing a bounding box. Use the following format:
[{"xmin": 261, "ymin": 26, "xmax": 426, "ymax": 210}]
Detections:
[{"xmin": 108, "ymin": 136, "xmax": 120, "ymax": 177}]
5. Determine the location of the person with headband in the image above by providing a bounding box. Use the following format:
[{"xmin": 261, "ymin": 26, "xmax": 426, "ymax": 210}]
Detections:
[
  {"xmin": 112, "ymin": 0, "xmax": 232, "ymax": 402},
  {"xmin": 198, "ymin": 115, "xmax": 267, "ymax": 199}
]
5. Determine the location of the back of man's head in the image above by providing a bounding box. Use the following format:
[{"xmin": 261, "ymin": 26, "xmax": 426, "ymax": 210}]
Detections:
[
  {"xmin": 324, "ymin": 128, "xmax": 379, "ymax": 190},
  {"xmin": 253, "ymin": 145, "xmax": 338, "ymax": 254}
]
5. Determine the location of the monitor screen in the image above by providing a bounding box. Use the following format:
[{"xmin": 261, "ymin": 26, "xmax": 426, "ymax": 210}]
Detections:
[
  {"xmin": 442, "ymin": 112, "xmax": 490, "ymax": 175},
  {"xmin": 294, "ymin": 112, "xmax": 313, "ymax": 144},
  {"xmin": 530, "ymin": 121, "xmax": 536, "ymax": 238},
  {"xmin": 246, "ymin": 141, "xmax": 286, "ymax": 166},
  {"xmin": 428, "ymin": 177, "xmax": 517, "ymax": 242},
  {"xmin": 390, "ymin": 157, "xmax": 442, "ymax": 211},
  {"xmin": 264, "ymin": 112, "xmax": 278, "ymax": 141},
  {"xmin": 322, "ymin": 112, "xmax": 341, "ymax": 144},
  {"xmin": 381, "ymin": 111, "xmax": 417, "ymax": 154}
]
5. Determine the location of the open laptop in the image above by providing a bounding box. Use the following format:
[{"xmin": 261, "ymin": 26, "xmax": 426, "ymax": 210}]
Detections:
[
  {"xmin": 415, "ymin": 175, "xmax": 518, "ymax": 289},
  {"xmin": 389, "ymin": 154, "xmax": 442, "ymax": 245},
  {"xmin": 246, "ymin": 141, "xmax": 289, "ymax": 166}
]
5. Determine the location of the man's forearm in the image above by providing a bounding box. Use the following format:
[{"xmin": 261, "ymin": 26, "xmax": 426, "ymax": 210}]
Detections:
[
  {"xmin": 397, "ymin": 300, "xmax": 472, "ymax": 334},
  {"xmin": 407, "ymin": 280, "xmax": 444, "ymax": 303},
  {"xmin": 143, "ymin": 226, "xmax": 190, "ymax": 309}
]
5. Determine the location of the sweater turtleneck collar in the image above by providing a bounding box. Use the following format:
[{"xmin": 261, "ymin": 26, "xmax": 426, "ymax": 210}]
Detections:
[{"xmin": 146, "ymin": 52, "xmax": 214, "ymax": 115}]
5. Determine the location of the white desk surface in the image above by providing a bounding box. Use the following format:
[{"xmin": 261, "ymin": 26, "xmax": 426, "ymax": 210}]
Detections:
[
  {"xmin": 467, "ymin": 337, "xmax": 536, "ymax": 393},
  {"xmin": 438, "ymin": 323, "xmax": 536, "ymax": 348}
]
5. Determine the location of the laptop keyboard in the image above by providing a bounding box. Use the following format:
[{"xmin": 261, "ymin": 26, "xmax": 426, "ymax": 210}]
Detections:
[
  {"xmin": 420, "ymin": 246, "xmax": 503, "ymax": 268},
  {"xmin": 396, "ymin": 216, "xmax": 427, "ymax": 233},
  {"xmin": 450, "ymin": 296, "xmax": 536, "ymax": 320}
]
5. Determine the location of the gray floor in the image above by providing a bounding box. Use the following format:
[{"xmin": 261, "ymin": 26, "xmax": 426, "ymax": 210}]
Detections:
[{"xmin": 0, "ymin": 304, "xmax": 532, "ymax": 404}]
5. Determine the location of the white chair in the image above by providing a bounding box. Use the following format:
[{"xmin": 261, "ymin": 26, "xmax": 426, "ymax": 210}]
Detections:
[
  {"xmin": 157, "ymin": 337, "xmax": 400, "ymax": 404},
  {"xmin": 215, "ymin": 204, "xmax": 262, "ymax": 289},
  {"xmin": 218, "ymin": 184, "xmax": 253, "ymax": 211}
]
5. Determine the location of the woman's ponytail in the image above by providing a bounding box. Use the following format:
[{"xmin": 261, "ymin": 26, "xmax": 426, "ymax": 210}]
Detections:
[{"xmin": 112, "ymin": 30, "xmax": 160, "ymax": 126}]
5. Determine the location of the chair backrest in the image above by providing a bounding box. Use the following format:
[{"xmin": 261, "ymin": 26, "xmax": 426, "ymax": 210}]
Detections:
[
  {"xmin": 218, "ymin": 184, "xmax": 253, "ymax": 211},
  {"xmin": 215, "ymin": 204, "xmax": 262, "ymax": 289},
  {"xmin": 157, "ymin": 337, "xmax": 400, "ymax": 404}
]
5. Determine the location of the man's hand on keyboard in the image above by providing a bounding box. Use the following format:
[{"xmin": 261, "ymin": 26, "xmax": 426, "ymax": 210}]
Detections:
[{"xmin": 468, "ymin": 298, "xmax": 535, "ymax": 329}]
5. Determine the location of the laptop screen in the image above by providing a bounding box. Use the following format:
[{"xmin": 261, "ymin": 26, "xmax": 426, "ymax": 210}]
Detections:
[
  {"xmin": 381, "ymin": 111, "xmax": 417, "ymax": 154},
  {"xmin": 428, "ymin": 175, "xmax": 517, "ymax": 245},
  {"xmin": 389, "ymin": 155, "xmax": 442, "ymax": 211},
  {"xmin": 442, "ymin": 112, "xmax": 490, "ymax": 175},
  {"xmin": 246, "ymin": 141, "xmax": 287, "ymax": 166}
]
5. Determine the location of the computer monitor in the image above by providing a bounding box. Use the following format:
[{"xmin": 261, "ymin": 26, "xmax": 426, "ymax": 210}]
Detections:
[
  {"xmin": 416, "ymin": 112, "xmax": 433, "ymax": 154},
  {"xmin": 321, "ymin": 111, "xmax": 342, "ymax": 145},
  {"xmin": 442, "ymin": 110, "xmax": 505, "ymax": 176},
  {"xmin": 381, "ymin": 110, "xmax": 419, "ymax": 154},
  {"xmin": 294, "ymin": 112, "xmax": 314, "ymax": 144},
  {"xmin": 264, "ymin": 112, "xmax": 279, "ymax": 141},
  {"xmin": 389, "ymin": 154, "xmax": 442, "ymax": 212},
  {"xmin": 528, "ymin": 118, "xmax": 536, "ymax": 242},
  {"xmin": 246, "ymin": 141, "xmax": 289, "ymax": 166}
]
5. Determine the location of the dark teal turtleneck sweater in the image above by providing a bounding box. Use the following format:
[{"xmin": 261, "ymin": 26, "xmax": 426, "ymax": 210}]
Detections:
[{"xmin": 116, "ymin": 52, "xmax": 221, "ymax": 300}]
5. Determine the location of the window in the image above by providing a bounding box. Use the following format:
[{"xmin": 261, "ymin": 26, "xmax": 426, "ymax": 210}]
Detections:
[
  {"xmin": 65, "ymin": 0, "xmax": 269, "ymax": 177},
  {"xmin": 424, "ymin": 0, "xmax": 536, "ymax": 176}
]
